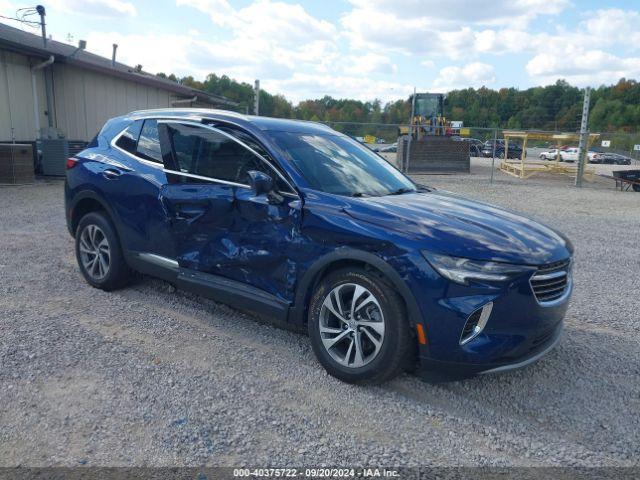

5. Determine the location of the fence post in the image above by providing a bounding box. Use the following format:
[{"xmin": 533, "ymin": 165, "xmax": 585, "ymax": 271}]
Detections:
[
  {"xmin": 575, "ymin": 87, "xmax": 591, "ymax": 188},
  {"xmin": 490, "ymin": 127, "xmax": 498, "ymax": 184},
  {"xmin": 404, "ymin": 87, "xmax": 416, "ymax": 173}
]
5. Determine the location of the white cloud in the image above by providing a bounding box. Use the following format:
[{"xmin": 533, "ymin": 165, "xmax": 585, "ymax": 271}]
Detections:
[
  {"xmin": 346, "ymin": 0, "xmax": 569, "ymax": 26},
  {"xmin": 340, "ymin": 0, "xmax": 569, "ymax": 55},
  {"xmin": 344, "ymin": 53, "xmax": 397, "ymax": 75},
  {"xmin": 583, "ymin": 9, "xmax": 640, "ymax": 46},
  {"xmin": 342, "ymin": 2, "xmax": 640, "ymax": 91},
  {"xmin": 177, "ymin": 0, "xmax": 334, "ymax": 44},
  {"xmin": 172, "ymin": 0, "xmax": 342, "ymax": 85},
  {"xmin": 526, "ymin": 49, "xmax": 640, "ymax": 87},
  {"xmin": 432, "ymin": 62, "xmax": 495, "ymax": 91},
  {"xmin": 85, "ymin": 31, "xmax": 278, "ymax": 79},
  {"xmin": 85, "ymin": 32, "xmax": 204, "ymax": 77},
  {"xmin": 0, "ymin": 0, "xmax": 15, "ymax": 14},
  {"xmin": 47, "ymin": 0, "xmax": 137, "ymax": 18},
  {"xmin": 520, "ymin": 9, "xmax": 640, "ymax": 86},
  {"xmin": 265, "ymin": 73, "xmax": 413, "ymax": 103}
]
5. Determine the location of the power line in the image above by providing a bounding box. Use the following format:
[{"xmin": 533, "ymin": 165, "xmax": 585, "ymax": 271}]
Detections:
[{"xmin": 0, "ymin": 14, "xmax": 40, "ymax": 25}]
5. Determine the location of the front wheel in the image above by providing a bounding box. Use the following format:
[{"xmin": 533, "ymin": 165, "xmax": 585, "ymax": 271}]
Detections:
[{"xmin": 308, "ymin": 268, "xmax": 412, "ymax": 384}]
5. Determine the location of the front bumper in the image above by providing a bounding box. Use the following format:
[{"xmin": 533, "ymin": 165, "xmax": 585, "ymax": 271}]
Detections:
[
  {"xmin": 418, "ymin": 320, "xmax": 563, "ymax": 382},
  {"xmin": 397, "ymin": 253, "xmax": 572, "ymax": 382}
]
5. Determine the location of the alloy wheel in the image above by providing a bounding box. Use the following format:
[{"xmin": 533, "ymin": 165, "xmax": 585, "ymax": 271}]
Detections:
[
  {"xmin": 79, "ymin": 224, "xmax": 110, "ymax": 280},
  {"xmin": 319, "ymin": 283, "xmax": 385, "ymax": 368}
]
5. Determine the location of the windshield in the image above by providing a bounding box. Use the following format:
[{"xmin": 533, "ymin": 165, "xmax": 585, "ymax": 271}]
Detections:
[{"xmin": 269, "ymin": 132, "xmax": 415, "ymax": 196}]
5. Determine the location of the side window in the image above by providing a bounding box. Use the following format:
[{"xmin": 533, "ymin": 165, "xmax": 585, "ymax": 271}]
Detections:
[
  {"xmin": 164, "ymin": 123, "xmax": 294, "ymax": 193},
  {"xmin": 136, "ymin": 119, "xmax": 162, "ymax": 163},
  {"xmin": 115, "ymin": 120, "xmax": 143, "ymax": 153},
  {"xmin": 215, "ymin": 126, "xmax": 294, "ymax": 194},
  {"xmin": 166, "ymin": 123, "xmax": 252, "ymax": 182}
]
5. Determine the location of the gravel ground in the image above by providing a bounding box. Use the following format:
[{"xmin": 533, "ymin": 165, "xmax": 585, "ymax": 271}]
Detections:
[{"xmin": 0, "ymin": 165, "xmax": 638, "ymax": 467}]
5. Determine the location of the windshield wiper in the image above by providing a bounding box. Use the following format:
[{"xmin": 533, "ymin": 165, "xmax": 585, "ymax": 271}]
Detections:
[
  {"xmin": 351, "ymin": 192, "xmax": 368, "ymax": 197},
  {"xmin": 388, "ymin": 187, "xmax": 416, "ymax": 195}
]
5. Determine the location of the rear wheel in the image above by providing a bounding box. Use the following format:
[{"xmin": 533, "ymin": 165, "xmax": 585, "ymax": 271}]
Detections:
[
  {"xmin": 308, "ymin": 268, "xmax": 412, "ymax": 384},
  {"xmin": 75, "ymin": 211, "xmax": 130, "ymax": 291}
]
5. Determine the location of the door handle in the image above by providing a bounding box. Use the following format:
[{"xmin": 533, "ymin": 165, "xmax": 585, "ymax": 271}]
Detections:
[
  {"xmin": 103, "ymin": 168, "xmax": 122, "ymax": 179},
  {"xmin": 173, "ymin": 203, "xmax": 205, "ymax": 221}
]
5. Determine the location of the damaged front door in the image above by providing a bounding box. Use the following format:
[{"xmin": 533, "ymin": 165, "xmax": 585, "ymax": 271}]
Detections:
[{"xmin": 157, "ymin": 120, "xmax": 302, "ymax": 303}]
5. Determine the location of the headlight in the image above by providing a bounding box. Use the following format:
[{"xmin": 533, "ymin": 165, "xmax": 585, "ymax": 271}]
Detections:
[{"xmin": 423, "ymin": 252, "xmax": 533, "ymax": 286}]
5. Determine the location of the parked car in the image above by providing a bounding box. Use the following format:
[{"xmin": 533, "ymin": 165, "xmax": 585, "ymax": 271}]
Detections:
[
  {"xmin": 481, "ymin": 140, "xmax": 523, "ymax": 159},
  {"xmin": 539, "ymin": 149, "xmax": 560, "ymax": 160},
  {"xmin": 458, "ymin": 138, "xmax": 484, "ymax": 156},
  {"xmin": 558, "ymin": 148, "xmax": 579, "ymax": 162},
  {"xmin": 379, "ymin": 142, "xmax": 397, "ymax": 153},
  {"xmin": 590, "ymin": 152, "xmax": 632, "ymax": 165},
  {"xmin": 65, "ymin": 109, "xmax": 573, "ymax": 384}
]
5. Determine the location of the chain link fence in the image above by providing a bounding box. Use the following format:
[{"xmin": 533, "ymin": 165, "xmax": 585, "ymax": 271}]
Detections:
[{"xmin": 321, "ymin": 121, "xmax": 640, "ymax": 187}]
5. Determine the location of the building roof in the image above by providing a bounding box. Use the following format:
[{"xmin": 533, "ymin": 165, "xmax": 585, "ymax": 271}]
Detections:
[{"xmin": 0, "ymin": 22, "xmax": 237, "ymax": 107}]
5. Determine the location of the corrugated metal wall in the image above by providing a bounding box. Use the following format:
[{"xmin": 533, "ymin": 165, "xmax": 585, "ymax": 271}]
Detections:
[
  {"xmin": 0, "ymin": 50, "xmax": 47, "ymax": 141},
  {"xmin": 1, "ymin": 48, "xmax": 210, "ymax": 142},
  {"xmin": 53, "ymin": 64, "xmax": 179, "ymax": 140}
]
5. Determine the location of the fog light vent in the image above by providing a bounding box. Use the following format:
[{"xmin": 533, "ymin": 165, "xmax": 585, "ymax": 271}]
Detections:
[{"xmin": 460, "ymin": 302, "xmax": 493, "ymax": 345}]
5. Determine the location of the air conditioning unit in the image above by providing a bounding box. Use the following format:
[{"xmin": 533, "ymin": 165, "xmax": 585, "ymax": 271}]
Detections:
[{"xmin": 41, "ymin": 139, "xmax": 88, "ymax": 176}]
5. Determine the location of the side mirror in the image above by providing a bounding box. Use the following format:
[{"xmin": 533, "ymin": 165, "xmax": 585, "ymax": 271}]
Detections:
[{"xmin": 247, "ymin": 170, "xmax": 274, "ymax": 197}]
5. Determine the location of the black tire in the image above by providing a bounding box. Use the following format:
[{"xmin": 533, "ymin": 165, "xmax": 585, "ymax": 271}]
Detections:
[
  {"xmin": 307, "ymin": 268, "xmax": 412, "ymax": 384},
  {"xmin": 75, "ymin": 211, "xmax": 130, "ymax": 291}
]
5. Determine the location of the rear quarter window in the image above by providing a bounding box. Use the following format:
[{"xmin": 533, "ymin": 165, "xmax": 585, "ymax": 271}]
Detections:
[
  {"xmin": 136, "ymin": 120, "xmax": 162, "ymax": 163},
  {"xmin": 115, "ymin": 120, "xmax": 143, "ymax": 153}
]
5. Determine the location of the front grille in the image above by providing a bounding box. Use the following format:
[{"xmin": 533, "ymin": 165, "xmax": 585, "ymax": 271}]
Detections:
[{"xmin": 530, "ymin": 259, "xmax": 571, "ymax": 303}]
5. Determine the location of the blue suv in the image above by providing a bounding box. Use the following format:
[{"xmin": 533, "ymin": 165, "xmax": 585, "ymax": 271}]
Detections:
[{"xmin": 65, "ymin": 109, "xmax": 573, "ymax": 384}]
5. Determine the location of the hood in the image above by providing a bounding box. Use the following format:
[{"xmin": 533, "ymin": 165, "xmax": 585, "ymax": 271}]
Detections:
[{"xmin": 343, "ymin": 190, "xmax": 571, "ymax": 265}]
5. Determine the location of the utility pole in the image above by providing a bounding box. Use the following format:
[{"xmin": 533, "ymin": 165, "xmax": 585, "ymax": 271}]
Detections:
[
  {"xmin": 575, "ymin": 87, "xmax": 591, "ymax": 188},
  {"xmin": 36, "ymin": 5, "xmax": 46, "ymax": 48},
  {"xmin": 254, "ymin": 79, "xmax": 260, "ymax": 116},
  {"xmin": 35, "ymin": 5, "xmax": 54, "ymax": 130}
]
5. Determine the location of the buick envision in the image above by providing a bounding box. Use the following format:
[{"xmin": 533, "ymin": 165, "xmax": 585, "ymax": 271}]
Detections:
[{"xmin": 65, "ymin": 109, "xmax": 573, "ymax": 384}]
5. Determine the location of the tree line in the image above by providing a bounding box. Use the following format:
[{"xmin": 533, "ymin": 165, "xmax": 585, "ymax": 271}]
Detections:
[{"xmin": 157, "ymin": 72, "xmax": 640, "ymax": 141}]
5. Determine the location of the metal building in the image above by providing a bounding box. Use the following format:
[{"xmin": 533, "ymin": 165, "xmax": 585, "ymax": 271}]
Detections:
[{"xmin": 0, "ymin": 22, "xmax": 236, "ymax": 144}]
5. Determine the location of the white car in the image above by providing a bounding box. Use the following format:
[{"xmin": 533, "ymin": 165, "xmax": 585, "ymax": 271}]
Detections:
[
  {"xmin": 539, "ymin": 149, "xmax": 560, "ymax": 160},
  {"xmin": 587, "ymin": 151, "xmax": 600, "ymax": 162},
  {"xmin": 555, "ymin": 148, "xmax": 599, "ymax": 163},
  {"xmin": 559, "ymin": 148, "xmax": 579, "ymax": 162}
]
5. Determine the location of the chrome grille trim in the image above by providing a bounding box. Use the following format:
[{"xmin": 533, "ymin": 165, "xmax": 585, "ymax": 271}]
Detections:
[{"xmin": 530, "ymin": 259, "xmax": 572, "ymax": 305}]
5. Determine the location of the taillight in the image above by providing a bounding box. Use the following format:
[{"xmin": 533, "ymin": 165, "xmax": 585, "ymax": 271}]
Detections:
[{"xmin": 66, "ymin": 158, "xmax": 78, "ymax": 169}]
